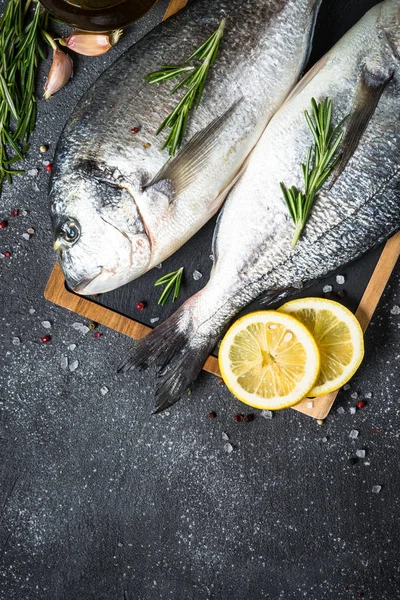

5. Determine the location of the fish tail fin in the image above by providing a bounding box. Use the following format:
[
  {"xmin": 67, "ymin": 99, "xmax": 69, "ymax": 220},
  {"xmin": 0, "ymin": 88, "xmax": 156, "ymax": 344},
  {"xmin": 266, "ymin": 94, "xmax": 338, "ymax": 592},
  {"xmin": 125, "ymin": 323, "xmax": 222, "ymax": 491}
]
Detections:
[{"xmin": 118, "ymin": 292, "xmax": 224, "ymax": 413}]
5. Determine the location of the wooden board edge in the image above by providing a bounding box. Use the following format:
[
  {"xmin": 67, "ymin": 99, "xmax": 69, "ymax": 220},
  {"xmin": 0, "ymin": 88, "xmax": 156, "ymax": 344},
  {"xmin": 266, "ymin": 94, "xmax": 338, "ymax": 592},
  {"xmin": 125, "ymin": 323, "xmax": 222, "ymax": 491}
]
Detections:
[
  {"xmin": 44, "ymin": 233, "xmax": 400, "ymax": 420},
  {"xmin": 163, "ymin": 0, "xmax": 189, "ymax": 21}
]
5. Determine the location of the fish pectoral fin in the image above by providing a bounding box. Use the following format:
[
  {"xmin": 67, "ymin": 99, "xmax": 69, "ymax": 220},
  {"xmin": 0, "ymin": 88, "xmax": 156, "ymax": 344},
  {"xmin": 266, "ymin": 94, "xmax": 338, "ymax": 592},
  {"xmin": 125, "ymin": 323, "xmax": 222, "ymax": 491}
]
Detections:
[
  {"xmin": 329, "ymin": 65, "xmax": 394, "ymax": 187},
  {"xmin": 146, "ymin": 98, "xmax": 243, "ymax": 200}
]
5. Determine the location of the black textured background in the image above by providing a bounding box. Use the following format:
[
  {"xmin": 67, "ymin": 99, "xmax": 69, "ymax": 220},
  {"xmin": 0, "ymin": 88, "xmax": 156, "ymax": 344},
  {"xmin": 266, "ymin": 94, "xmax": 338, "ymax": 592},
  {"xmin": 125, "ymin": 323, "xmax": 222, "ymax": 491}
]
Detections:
[{"xmin": 1, "ymin": 1, "xmax": 400, "ymax": 599}]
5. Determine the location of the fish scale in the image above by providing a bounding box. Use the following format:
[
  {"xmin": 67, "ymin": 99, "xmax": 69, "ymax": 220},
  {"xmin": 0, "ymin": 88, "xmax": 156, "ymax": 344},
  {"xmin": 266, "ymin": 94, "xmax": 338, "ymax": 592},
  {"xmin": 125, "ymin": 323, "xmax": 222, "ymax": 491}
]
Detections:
[
  {"xmin": 120, "ymin": 0, "xmax": 400, "ymax": 413},
  {"xmin": 51, "ymin": 0, "xmax": 322, "ymax": 294}
]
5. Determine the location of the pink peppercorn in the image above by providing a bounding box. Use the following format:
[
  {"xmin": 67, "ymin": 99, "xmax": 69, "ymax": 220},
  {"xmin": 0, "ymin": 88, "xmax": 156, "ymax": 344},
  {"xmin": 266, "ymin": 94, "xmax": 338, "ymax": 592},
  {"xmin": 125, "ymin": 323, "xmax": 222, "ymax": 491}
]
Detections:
[
  {"xmin": 136, "ymin": 301, "xmax": 145, "ymax": 311},
  {"xmin": 41, "ymin": 335, "xmax": 51, "ymax": 343},
  {"xmin": 46, "ymin": 164, "xmax": 53, "ymax": 172},
  {"xmin": 131, "ymin": 126, "xmax": 140, "ymax": 134},
  {"xmin": 3, "ymin": 251, "xmax": 11, "ymax": 258},
  {"xmin": 0, "ymin": 220, "xmax": 8, "ymax": 229},
  {"xmin": 93, "ymin": 332, "xmax": 102, "ymax": 339},
  {"xmin": 357, "ymin": 400, "xmax": 366, "ymax": 409},
  {"xmin": 234, "ymin": 414, "xmax": 244, "ymax": 423},
  {"xmin": 11, "ymin": 209, "xmax": 19, "ymax": 217}
]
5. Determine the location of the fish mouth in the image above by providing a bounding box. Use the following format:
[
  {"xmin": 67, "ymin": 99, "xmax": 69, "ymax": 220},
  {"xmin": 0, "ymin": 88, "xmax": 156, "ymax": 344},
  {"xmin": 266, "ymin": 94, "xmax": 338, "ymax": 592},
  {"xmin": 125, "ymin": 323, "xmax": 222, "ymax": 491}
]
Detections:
[{"xmin": 67, "ymin": 268, "xmax": 103, "ymax": 294}]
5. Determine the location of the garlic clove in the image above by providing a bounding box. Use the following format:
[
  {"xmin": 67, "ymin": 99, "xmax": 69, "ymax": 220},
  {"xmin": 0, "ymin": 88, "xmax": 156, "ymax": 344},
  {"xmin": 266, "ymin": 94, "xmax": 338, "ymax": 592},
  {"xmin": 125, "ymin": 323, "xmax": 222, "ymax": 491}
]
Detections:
[
  {"xmin": 44, "ymin": 46, "xmax": 73, "ymax": 100},
  {"xmin": 60, "ymin": 29, "xmax": 123, "ymax": 57}
]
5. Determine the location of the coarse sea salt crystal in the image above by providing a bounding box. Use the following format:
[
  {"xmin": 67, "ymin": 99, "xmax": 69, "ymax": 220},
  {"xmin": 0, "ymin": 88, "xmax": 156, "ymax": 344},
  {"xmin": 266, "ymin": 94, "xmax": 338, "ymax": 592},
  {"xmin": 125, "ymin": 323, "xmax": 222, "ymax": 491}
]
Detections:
[
  {"xmin": 222, "ymin": 432, "xmax": 229, "ymax": 441},
  {"xmin": 336, "ymin": 275, "xmax": 345, "ymax": 285},
  {"xmin": 12, "ymin": 337, "xmax": 21, "ymax": 346},
  {"xmin": 350, "ymin": 407, "xmax": 357, "ymax": 415},
  {"xmin": 337, "ymin": 407, "xmax": 345, "ymax": 415},
  {"xmin": 60, "ymin": 356, "xmax": 68, "ymax": 370},
  {"xmin": 344, "ymin": 383, "xmax": 351, "ymax": 391},
  {"xmin": 364, "ymin": 392, "xmax": 373, "ymax": 399},
  {"xmin": 356, "ymin": 449, "xmax": 366, "ymax": 459},
  {"xmin": 224, "ymin": 442, "xmax": 234, "ymax": 454},
  {"xmin": 351, "ymin": 392, "xmax": 359, "ymax": 400},
  {"xmin": 155, "ymin": 263, "xmax": 162, "ymax": 269},
  {"xmin": 41, "ymin": 321, "xmax": 51, "ymax": 329},
  {"xmin": 22, "ymin": 233, "xmax": 30, "ymax": 241},
  {"xmin": 68, "ymin": 344, "xmax": 76, "ymax": 351},
  {"xmin": 390, "ymin": 305, "xmax": 400, "ymax": 315},
  {"xmin": 29, "ymin": 307, "xmax": 36, "ymax": 315},
  {"xmin": 322, "ymin": 437, "xmax": 328, "ymax": 443},
  {"xmin": 372, "ymin": 485, "xmax": 382, "ymax": 494},
  {"xmin": 261, "ymin": 410, "xmax": 273, "ymax": 419},
  {"xmin": 209, "ymin": 254, "xmax": 215, "ymax": 262},
  {"xmin": 69, "ymin": 360, "xmax": 79, "ymax": 372},
  {"xmin": 323, "ymin": 285, "xmax": 333, "ymax": 293},
  {"xmin": 192, "ymin": 270, "xmax": 202, "ymax": 281},
  {"xmin": 150, "ymin": 318, "xmax": 160, "ymax": 324},
  {"xmin": 100, "ymin": 386, "xmax": 109, "ymax": 396},
  {"xmin": 349, "ymin": 429, "xmax": 359, "ymax": 439},
  {"xmin": 72, "ymin": 322, "xmax": 90, "ymax": 335}
]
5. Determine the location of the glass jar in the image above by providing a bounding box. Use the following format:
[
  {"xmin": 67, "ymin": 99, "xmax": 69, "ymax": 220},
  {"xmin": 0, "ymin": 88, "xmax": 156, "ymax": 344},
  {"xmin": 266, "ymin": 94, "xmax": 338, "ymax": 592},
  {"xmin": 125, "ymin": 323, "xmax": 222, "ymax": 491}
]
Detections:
[{"xmin": 39, "ymin": 0, "xmax": 159, "ymax": 32}]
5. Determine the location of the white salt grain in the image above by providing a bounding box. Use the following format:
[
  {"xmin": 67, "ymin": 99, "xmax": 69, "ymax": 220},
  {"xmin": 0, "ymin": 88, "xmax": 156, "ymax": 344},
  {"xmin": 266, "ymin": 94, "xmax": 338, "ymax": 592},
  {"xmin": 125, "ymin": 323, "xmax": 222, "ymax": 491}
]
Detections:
[
  {"xmin": 356, "ymin": 449, "xmax": 366, "ymax": 459},
  {"xmin": 60, "ymin": 356, "xmax": 68, "ymax": 370},
  {"xmin": 350, "ymin": 407, "xmax": 357, "ymax": 415},
  {"xmin": 222, "ymin": 432, "xmax": 230, "ymax": 441},
  {"xmin": 351, "ymin": 392, "xmax": 359, "ymax": 400},
  {"xmin": 41, "ymin": 321, "xmax": 52, "ymax": 329},
  {"xmin": 323, "ymin": 285, "xmax": 333, "ymax": 293},
  {"xmin": 261, "ymin": 410, "xmax": 273, "ymax": 420},
  {"xmin": 150, "ymin": 318, "xmax": 160, "ymax": 324},
  {"xmin": 69, "ymin": 360, "xmax": 79, "ymax": 372},
  {"xmin": 364, "ymin": 392, "xmax": 373, "ymax": 399},
  {"xmin": 349, "ymin": 429, "xmax": 359, "ymax": 439},
  {"xmin": 336, "ymin": 275, "xmax": 345, "ymax": 285},
  {"xmin": 100, "ymin": 386, "xmax": 109, "ymax": 396},
  {"xmin": 209, "ymin": 254, "xmax": 214, "ymax": 262},
  {"xmin": 22, "ymin": 233, "xmax": 30, "ymax": 241},
  {"xmin": 224, "ymin": 442, "xmax": 234, "ymax": 454},
  {"xmin": 12, "ymin": 337, "xmax": 21, "ymax": 346},
  {"xmin": 72, "ymin": 322, "xmax": 90, "ymax": 335},
  {"xmin": 337, "ymin": 407, "xmax": 345, "ymax": 415},
  {"xmin": 192, "ymin": 270, "xmax": 203, "ymax": 281},
  {"xmin": 344, "ymin": 384, "xmax": 351, "ymax": 391},
  {"xmin": 29, "ymin": 308, "xmax": 36, "ymax": 315},
  {"xmin": 322, "ymin": 437, "xmax": 328, "ymax": 443},
  {"xmin": 372, "ymin": 485, "xmax": 382, "ymax": 494},
  {"xmin": 68, "ymin": 344, "xmax": 76, "ymax": 351},
  {"xmin": 390, "ymin": 305, "xmax": 400, "ymax": 315},
  {"xmin": 27, "ymin": 168, "xmax": 39, "ymax": 177}
]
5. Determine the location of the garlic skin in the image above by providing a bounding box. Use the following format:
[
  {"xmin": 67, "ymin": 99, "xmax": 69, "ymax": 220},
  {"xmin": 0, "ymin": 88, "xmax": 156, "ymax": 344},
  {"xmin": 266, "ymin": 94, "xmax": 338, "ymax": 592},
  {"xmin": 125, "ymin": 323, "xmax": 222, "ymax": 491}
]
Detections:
[
  {"xmin": 44, "ymin": 47, "xmax": 74, "ymax": 100},
  {"xmin": 60, "ymin": 30, "xmax": 123, "ymax": 57}
]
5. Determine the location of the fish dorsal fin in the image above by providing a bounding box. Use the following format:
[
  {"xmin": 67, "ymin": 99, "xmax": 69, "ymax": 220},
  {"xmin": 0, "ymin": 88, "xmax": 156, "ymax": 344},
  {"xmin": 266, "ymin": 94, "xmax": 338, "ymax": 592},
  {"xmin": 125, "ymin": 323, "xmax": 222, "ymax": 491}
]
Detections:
[
  {"xmin": 286, "ymin": 53, "xmax": 330, "ymax": 103},
  {"xmin": 147, "ymin": 98, "xmax": 243, "ymax": 199},
  {"xmin": 330, "ymin": 65, "xmax": 394, "ymax": 186}
]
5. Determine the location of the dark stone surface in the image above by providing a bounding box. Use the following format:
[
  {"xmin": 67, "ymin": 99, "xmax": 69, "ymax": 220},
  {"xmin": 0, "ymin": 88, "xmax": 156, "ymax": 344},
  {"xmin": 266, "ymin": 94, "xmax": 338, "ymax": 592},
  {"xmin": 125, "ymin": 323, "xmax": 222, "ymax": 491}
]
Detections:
[{"xmin": 0, "ymin": 1, "xmax": 399, "ymax": 599}]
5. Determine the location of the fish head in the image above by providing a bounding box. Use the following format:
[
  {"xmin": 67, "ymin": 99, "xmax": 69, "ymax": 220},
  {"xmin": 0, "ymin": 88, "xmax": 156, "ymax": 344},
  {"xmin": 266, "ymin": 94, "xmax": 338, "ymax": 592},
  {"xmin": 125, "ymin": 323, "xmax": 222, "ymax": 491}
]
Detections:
[
  {"xmin": 379, "ymin": 0, "xmax": 400, "ymax": 56},
  {"xmin": 50, "ymin": 170, "xmax": 151, "ymax": 295}
]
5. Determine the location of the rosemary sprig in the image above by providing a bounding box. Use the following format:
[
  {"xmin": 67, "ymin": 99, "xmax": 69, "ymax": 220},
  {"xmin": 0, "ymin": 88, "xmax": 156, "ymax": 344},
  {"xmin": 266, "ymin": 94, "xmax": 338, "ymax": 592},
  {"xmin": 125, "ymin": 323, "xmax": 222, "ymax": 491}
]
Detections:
[
  {"xmin": 0, "ymin": 0, "xmax": 47, "ymax": 193},
  {"xmin": 154, "ymin": 267, "xmax": 184, "ymax": 306},
  {"xmin": 280, "ymin": 98, "xmax": 347, "ymax": 247},
  {"xmin": 145, "ymin": 18, "xmax": 225, "ymax": 155}
]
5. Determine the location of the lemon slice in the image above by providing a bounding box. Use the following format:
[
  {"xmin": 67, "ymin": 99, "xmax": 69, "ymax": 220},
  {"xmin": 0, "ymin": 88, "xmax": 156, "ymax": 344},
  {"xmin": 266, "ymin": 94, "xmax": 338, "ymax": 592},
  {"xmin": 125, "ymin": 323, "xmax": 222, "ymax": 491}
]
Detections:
[
  {"xmin": 218, "ymin": 310, "xmax": 320, "ymax": 410},
  {"xmin": 278, "ymin": 298, "xmax": 364, "ymax": 396}
]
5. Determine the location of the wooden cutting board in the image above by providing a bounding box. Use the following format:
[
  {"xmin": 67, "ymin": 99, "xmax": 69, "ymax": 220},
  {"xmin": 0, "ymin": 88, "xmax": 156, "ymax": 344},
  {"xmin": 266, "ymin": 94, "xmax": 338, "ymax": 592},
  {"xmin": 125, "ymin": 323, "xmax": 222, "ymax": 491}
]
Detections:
[
  {"xmin": 44, "ymin": 233, "xmax": 400, "ymax": 420},
  {"xmin": 44, "ymin": 0, "xmax": 400, "ymax": 420}
]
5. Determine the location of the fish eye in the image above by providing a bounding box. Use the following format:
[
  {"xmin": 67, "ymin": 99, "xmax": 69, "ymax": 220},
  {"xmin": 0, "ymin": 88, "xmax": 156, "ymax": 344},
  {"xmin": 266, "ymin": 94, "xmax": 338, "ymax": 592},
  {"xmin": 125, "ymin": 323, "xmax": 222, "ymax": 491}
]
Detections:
[{"xmin": 60, "ymin": 221, "xmax": 80, "ymax": 243}]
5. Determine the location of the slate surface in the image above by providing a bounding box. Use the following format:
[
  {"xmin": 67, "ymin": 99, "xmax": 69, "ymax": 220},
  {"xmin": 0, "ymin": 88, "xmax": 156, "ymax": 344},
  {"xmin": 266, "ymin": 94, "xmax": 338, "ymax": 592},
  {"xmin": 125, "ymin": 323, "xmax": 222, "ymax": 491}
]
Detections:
[{"xmin": 1, "ymin": 1, "xmax": 400, "ymax": 599}]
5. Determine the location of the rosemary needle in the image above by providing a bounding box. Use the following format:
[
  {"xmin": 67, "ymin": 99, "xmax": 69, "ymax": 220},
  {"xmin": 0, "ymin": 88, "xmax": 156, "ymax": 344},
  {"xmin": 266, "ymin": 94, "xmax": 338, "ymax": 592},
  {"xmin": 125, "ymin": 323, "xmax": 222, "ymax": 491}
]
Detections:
[
  {"xmin": 280, "ymin": 97, "xmax": 347, "ymax": 247},
  {"xmin": 145, "ymin": 18, "xmax": 225, "ymax": 155},
  {"xmin": 155, "ymin": 267, "xmax": 184, "ymax": 306}
]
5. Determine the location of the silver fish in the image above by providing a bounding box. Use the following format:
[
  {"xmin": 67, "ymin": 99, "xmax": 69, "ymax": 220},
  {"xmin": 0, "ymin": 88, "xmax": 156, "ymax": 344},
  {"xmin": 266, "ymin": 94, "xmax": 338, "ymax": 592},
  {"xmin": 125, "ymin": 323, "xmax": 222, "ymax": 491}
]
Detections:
[
  {"xmin": 120, "ymin": 0, "xmax": 400, "ymax": 412},
  {"xmin": 50, "ymin": 0, "xmax": 322, "ymax": 295}
]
